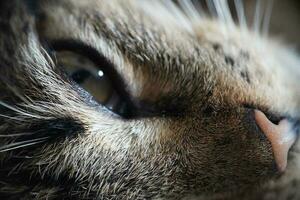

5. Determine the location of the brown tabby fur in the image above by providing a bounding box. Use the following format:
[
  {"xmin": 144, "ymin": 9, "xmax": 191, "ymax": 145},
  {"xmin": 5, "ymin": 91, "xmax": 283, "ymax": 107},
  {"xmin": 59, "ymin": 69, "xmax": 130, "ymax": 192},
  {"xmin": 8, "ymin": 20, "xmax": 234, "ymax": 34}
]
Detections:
[{"xmin": 0, "ymin": 0, "xmax": 300, "ymax": 199}]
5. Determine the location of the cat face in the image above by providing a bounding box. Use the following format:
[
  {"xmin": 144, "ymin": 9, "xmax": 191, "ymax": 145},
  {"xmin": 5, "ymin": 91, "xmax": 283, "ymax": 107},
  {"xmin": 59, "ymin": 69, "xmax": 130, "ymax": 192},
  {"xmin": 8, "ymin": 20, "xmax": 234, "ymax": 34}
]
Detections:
[{"xmin": 0, "ymin": 0, "xmax": 299, "ymax": 199}]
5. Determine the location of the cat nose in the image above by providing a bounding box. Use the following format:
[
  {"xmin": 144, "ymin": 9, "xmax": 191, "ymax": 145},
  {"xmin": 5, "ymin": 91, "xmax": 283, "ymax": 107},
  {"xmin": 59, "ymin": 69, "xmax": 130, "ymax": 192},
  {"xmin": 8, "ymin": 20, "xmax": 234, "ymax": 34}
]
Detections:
[{"xmin": 254, "ymin": 110, "xmax": 299, "ymax": 172}]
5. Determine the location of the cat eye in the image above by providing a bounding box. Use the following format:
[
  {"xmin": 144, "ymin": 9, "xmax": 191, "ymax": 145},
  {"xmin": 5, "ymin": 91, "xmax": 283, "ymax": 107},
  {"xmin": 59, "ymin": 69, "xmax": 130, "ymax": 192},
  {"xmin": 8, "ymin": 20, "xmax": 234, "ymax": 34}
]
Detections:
[{"xmin": 51, "ymin": 41, "xmax": 132, "ymax": 117}]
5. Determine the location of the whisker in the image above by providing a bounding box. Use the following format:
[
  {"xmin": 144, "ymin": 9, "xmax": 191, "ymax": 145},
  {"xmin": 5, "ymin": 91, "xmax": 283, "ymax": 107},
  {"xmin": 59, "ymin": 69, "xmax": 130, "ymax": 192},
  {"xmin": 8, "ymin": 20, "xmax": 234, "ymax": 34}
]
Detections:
[
  {"xmin": 178, "ymin": 0, "xmax": 202, "ymax": 22},
  {"xmin": 253, "ymin": 0, "xmax": 262, "ymax": 34},
  {"xmin": 0, "ymin": 141, "xmax": 46, "ymax": 153},
  {"xmin": 234, "ymin": 0, "xmax": 248, "ymax": 29},
  {"xmin": 211, "ymin": 0, "xmax": 230, "ymax": 37},
  {"xmin": 0, "ymin": 137, "xmax": 49, "ymax": 153},
  {"xmin": 262, "ymin": 0, "xmax": 274, "ymax": 37},
  {"xmin": 0, "ymin": 114, "xmax": 28, "ymax": 122},
  {"xmin": 0, "ymin": 101, "xmax": 47, "ymax": 119},
  {"xmin": 192, "ymin": 0, "xmax": 205, "ymax": 17},
  {"xmin": 4, "ymin": 85, "xmax": 33, "ymax": 105},
  {"xmin": 163, "ymin": 0, "xmax": 193, "ymax": 33},
  {"xmin": 206, "ymin": 0, "xmax": 217, "ymax": 17},
  {"xmin": 213, "ymin": 0, "xmax": 226, "ymax": 22},
  {"xmin": 220, "ymin": 0, "xmax": 234, "ymax": 27},
  {"xmin": 0, "ymin": 133, "xmax": 35, "ymax": 138}
]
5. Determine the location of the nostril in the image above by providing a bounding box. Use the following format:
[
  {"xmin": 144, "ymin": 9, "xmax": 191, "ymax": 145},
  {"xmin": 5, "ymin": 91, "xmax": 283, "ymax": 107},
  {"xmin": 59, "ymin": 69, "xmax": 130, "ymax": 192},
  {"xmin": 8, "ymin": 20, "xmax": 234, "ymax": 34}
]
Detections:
[
  {"xmin": 264, "ymin": 112, "xmax": 284, "ymax": 125},
  {"xmin": 243, "ymin": 104, "xmax": 285, "ymax": 125},
  {"xmin": 293, "ymin": 120, "xmax": 300, "ymax": 134}
]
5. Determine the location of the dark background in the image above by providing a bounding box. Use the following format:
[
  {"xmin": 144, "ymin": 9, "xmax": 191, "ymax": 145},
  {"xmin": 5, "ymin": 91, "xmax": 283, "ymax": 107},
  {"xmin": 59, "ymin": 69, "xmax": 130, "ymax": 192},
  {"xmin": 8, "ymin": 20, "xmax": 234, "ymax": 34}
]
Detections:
[
  {"xmin": 245, "ymin": 0, "xmax": 300, "ymax": 48},
  {"xmin": 196, "ymin": 0, "xmax": 300, "ymax": 49}
]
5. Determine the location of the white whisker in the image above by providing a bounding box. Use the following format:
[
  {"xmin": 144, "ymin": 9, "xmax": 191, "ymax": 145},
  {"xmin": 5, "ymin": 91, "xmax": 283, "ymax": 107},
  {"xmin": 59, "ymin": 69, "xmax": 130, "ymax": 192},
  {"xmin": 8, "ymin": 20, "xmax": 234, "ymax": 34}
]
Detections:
[
  {"xmin": 219, "ymin": 0, "xmax": 234, "ymax": 27},
  {"xmin": 0, "ymin": 137, "xmax": 49, "ymax": 153},
  {"xmin": 213, "ymin": 0, "xmax": 226, "ymax": 22},
  {"xmin": 253, "ymin": 0, "xmax": 262, "ymax": 33},
  {"xmin": 262, "ymin": 0, "xmax": 274, "ymax": 37},
  {"xmin": 4, "ymin": 85, "xmax": 32, "ymax": 104},
  {"xmin": 234, "ymin": 0, "xmax": 247, "ymax": 29},
  {"xmin": 206, "ymin": 0, "xmax": 217, "ymax": 17},
  {"xmin": 178, "ymin": 0, "xmax": 202, "ymax": 22},
  {"xmin": 0, "ymin": 114, "xmax": 28, "ymax": 122},
  {"xmin": 0, "ymin": 133, "xmax": 35, "ymax": 138},
  {"xmin": 163, "ymin": 0, "xmax": 193, "ymax": 33},
  {"xmin": 192, "ymin": 0, "xmax": 205, "ymax": 16},
  {"xmin": 0, "ymin": 101, "xmax": 48, "ymax": 119},
  {"xmin": 0, "ymin": 141, "xmax": 46, "ymax": 153}
]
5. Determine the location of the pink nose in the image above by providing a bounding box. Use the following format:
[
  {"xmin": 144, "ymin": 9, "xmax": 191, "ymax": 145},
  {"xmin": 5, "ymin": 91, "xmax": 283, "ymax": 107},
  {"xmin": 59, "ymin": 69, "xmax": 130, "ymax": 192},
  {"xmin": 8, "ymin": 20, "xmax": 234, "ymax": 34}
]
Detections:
[{"xmin": 255, "ymin": 110, "xmax": 297, "ymax": 172}]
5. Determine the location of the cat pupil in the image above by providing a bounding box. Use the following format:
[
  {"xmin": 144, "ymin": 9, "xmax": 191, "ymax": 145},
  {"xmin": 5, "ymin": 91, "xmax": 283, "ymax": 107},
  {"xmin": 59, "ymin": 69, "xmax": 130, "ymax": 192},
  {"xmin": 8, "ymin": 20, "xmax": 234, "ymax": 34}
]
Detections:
[{"xmin": 71, "ymin": 69, "xmax": 91, "ymax": 84}]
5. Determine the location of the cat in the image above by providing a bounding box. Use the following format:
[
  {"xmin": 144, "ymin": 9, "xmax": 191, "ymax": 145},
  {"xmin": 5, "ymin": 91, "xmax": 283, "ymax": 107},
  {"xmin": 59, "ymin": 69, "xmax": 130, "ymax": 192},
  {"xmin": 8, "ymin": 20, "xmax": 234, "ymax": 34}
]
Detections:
[{"xmin": 0, "ymin": 0, "xmax": 300, "ymax": 199}]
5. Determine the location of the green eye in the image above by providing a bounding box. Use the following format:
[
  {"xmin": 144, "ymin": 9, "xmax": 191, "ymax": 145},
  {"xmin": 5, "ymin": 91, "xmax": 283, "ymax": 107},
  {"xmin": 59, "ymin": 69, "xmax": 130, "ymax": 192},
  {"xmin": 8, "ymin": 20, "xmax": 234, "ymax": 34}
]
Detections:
[{"xmin": 54, "ymin": 50, "xmax": 130, "ymax": 117}]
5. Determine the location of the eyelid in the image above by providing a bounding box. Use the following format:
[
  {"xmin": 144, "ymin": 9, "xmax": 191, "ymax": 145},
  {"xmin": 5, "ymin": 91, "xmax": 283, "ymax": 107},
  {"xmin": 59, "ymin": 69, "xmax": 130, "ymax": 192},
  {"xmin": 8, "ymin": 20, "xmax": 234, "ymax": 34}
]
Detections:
[{"xmin": 50, "ymin": 39, "xmax": 116, "ymax": 78}]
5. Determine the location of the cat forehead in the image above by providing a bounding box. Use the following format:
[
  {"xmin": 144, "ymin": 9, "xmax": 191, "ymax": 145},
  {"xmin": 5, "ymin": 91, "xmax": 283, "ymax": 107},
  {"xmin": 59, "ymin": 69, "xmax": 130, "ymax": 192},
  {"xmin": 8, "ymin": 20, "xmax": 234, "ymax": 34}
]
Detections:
[
  {"xmin": 40, "ymin": 0, "xmax": 279, "ymax": 64},
  {"xmin": 39, "ymin": 0, "xmax": 212, "ymax": 79},
  {"xmin": 37, "ymin": 0, "xmax": 300, "ymax": 112},
  {"xmin": 40, "ymin": 0, "xmax": 246, "ymax": 73}
]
